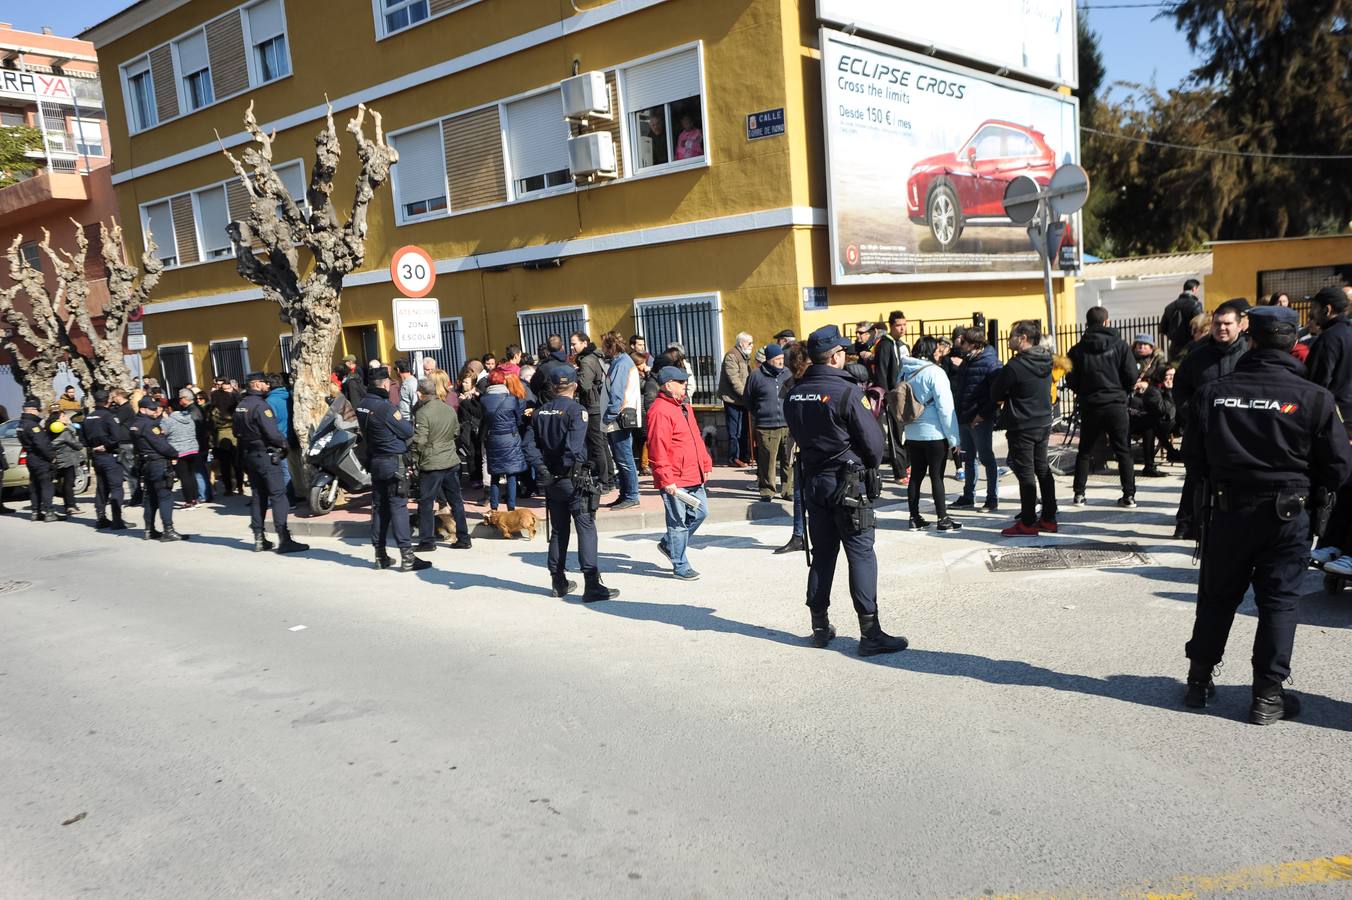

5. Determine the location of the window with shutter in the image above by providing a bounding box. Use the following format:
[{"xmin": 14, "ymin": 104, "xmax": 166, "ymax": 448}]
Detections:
[
  {"xmin": 124, "ymin": 57, "xmax": 156, "ymax": 131},
  {"xmin": 205, "ymin": 12, "xmax": 250, "ymax": 98},
  {"xmin": 142, "ymin": 201, "xmax": 177, "ymax": 266},
  {"xmin": 443, "ymin": 107, "xmax": 506, "ymax": 212},
  {"xmin": 20, "ymin": 242, "xmax": 42, "ymax": 273},
  {"xmin": 195, "ymin": 186, "xmax": 231, "ymax": 258},
  {"xmin": 505, "ymin": 90, "xmax": 571, "ymax": 196},
  {"xmin": 622, "ymin": 48, "xmax": 704, "ymax": 172},
  {"xmin": 382, "ymin": 0, "xmax": 429, "ymax": 35},
  {"xmin": 276, "ymin": 160, "xmax": 308, "ymax": 211},
  {"xmin": 158, "ymin": 344, "xmax": 195, "ymax": 394},
  {"xmin": 75, "ymin": 120, "xmax": 104, "ymax": 157},
  {"xmin": 148, "ymin": 44, "xmax": 179, "ymax": 122},
  {"xmin": 175, "ymin": 30, "xmax": 213, "ymax": 110},
  {"xmin": 392, "ymin": 124, "xmax": 448, "ymax": 220},
  {"xmin": 247, "ymin": 0, "xmax": 291, "ymax": 83},
  {"xmin": 210, "ymin": 339, "xmax": 251, "ymax": 383}
]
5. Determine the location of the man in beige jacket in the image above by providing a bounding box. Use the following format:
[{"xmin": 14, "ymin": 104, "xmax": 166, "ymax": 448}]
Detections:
[{"xmin": 718, "ymin": 332, "xmax": 753, "ymax": 466}]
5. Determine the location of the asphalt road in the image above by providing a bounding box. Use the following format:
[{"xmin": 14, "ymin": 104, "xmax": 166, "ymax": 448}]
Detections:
[{"xmin": 2, "ymin": 475, "xmax": 1351, "ymax": 898}]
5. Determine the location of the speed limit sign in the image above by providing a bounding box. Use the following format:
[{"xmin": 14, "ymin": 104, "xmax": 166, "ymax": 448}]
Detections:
[{"xmin": 391, "ymin": 245, "xmax": 436, "ymax": 298}]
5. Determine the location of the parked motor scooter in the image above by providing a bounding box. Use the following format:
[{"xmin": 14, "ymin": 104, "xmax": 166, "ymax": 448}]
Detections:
[{"xmin": 306, "ymin": 401, "xmax": 370, "ymax": 515}]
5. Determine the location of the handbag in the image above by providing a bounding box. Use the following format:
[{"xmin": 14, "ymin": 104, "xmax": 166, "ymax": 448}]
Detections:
[{"xmin": 618, "ymin": 407, "xmax": 639, "ymax": 430}]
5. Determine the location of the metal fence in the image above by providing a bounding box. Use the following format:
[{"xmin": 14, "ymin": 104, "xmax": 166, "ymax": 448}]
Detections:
[
  {"xmin": 421, "ymin": 319, "xmax": 467, "ymax": 377},
  {"xmin": 635, "ymin": 298, "xmax": 722, "ymax": 405},
  {"xmin": 209, "ymin": 340, "xmax": 250, "ymax": 385},
  {"xmin": 159, "ymin": 346, "xmax": 193, "ymax": 395},
  {"xmin": 518, "ymin": 308, "xmax": 587, "ymax": 360}
]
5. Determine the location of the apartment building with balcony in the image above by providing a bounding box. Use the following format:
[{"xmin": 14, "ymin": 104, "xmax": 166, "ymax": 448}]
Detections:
[{"xmin": 80, "ymin": 0, "xmax": 1073, "ymax": 400}]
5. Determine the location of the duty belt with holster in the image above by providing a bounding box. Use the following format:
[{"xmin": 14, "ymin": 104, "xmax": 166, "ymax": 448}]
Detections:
[
  {"xmin": 1197, "ymin": 482, "xmax": 1314, "ymax": 561},
  {"xmin": 570, "ymin": 462, "xmax": 602, "ymax": 514},
  {"xmin": 831, "ymin": 463, "xmax": 881, "ymax": 537}
]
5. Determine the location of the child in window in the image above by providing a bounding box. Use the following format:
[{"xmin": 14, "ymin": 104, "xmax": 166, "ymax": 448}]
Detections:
[{"xmin": 675, "ymin": 113, "xmax": 703, "ymax": 160}]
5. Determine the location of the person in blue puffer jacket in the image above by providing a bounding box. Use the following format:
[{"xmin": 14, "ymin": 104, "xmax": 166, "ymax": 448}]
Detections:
[
  {"xmin": 951, "ymin": 326, "xmax": 1003, "ymax": 512},
  {"xmin": 901, "ymin": 336, "xmax": 960, "ymax": 531},
  {"xmin": 480, "ymin": 368, "xmax": 526, "ymax": 511}
]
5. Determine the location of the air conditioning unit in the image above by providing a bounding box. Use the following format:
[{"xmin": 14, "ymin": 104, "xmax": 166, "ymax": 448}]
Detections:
[
  {"xmin": 561, "ymin": 71, "xmax": 611, "ymax": 121},
  {"xmin": 568, "ymin": 132, "xmax": 617, "ymax": 180}
]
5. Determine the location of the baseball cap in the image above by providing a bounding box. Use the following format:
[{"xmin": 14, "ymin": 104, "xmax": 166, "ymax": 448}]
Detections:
[
  {"xmin": 138, "ymin": 396, "xmax": 159, "ymax": 409},
  {"xmin": 806, "ymin": 325, "xmax": 852, "ymax": 356},
  {"xmin": 657, "ymin": 366, "xmax": 689, "ymax": 384},
  {"xmin": 1132, "ymin": 333, "xmax": 1155, "ymax": 346},
  {"xmin": 22, "ymin": 395, "xmax": 40, "ymax": 410},
  {"xmin": 551, "ymin": 367, "xmax": 578, "ymax": 387},
  {"xmin": 1247, "ymin": 305, "xmax": 1299, "ymax": 335}
]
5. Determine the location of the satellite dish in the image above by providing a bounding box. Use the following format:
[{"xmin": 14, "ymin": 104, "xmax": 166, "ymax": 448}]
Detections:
[
  {"xmin": 1048, "ymin": 164, "xmax": 1090, "ymax": 217},
  {"xmin": 1003, "ymin": 176, "xmax": 1041, "ymax": 225}
]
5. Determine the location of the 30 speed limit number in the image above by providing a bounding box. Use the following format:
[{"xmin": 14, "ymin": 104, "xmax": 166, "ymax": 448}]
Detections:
[{"xmin": 391, "ymin": 245, "xmax": 436, "ymax": 298}]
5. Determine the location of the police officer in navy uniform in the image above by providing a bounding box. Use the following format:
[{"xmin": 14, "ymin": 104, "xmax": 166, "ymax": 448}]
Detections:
[
  {"xmin": 522, "ymin": 366, "xmax": 619, "ymax": 602},
  {"xmin": 82, "ymin": 389, "xmax": 130, "ymax": 530},
  {"xmin": 785, "ymin": 326, "xmax": 908, "ymax": 656},
  {"xmin": 356, "ymin": 366, "xmax": 430, "ymax": 572},
  {"xmin": 1184, "ymin": 305, "xmax": 1352, "ymax": 724},
  {"xmin": 129, "ymin": 396, "xmax": 189, "ymax": 541},
  {"xmin": 234, "ymin": 372, "xmax": 309, "ymax": 554},
  {"xmin": 16, "ymin": 396, "xmax": 57, "ymax": 522}
]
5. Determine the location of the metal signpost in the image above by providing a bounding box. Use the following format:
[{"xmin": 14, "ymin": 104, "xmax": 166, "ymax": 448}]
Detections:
[{"xmin": 1002, "ymin": 164, "xmax": 1090, "ymax": 350}]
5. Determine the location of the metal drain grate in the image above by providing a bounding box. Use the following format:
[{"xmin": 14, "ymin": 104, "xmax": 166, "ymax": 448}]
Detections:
[
  {"xmin": 986, "ymin": 542, "xmax": 1151, "ymax": 573},
  {"xmin": 0, "ymin": 580, "xmax": 33, "ymax": 595}
]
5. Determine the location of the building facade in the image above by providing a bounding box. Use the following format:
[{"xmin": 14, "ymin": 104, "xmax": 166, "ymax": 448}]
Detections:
[
  {"xmin": 81, "ymin": 0, "xmax": 1075, "ymax": 404},
  {"xmin": 0, "ymin": 23, "xmax": 118, "ymax": 414}
]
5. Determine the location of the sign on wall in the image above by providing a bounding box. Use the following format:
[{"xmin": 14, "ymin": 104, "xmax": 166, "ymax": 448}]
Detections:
[
  {"xmin": 817, "ymin": 0, "xmax": 1077, "ymax": 87},
  {"xmin": 393, "ymin": 298, "xmax": 443, "ymax": 352},
  {"xmin": 747, "ymin": 108, "xmax": 785, "ymax": 141},
  {"xmin": 0, "ymin": 70, "xmax": 73, "ymax": 103},
  {"xmin": 820, "ymin": 29, "xmax": 1081, "ymax": 285}
]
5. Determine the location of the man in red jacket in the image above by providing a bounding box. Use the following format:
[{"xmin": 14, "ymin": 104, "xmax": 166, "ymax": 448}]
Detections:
[{"xmin": 647, "ymin": 366, "xmax": 713, "ymax": 580}]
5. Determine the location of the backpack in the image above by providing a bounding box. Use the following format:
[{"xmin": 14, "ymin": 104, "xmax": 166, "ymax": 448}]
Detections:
[{"xmin": 887, "ymin": 364, "xmax": 931, "ymax": 425}]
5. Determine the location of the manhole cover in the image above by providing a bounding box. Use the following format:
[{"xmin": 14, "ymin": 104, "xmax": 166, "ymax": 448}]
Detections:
[
  {"xmin": 0, "ymin": 580, "xmax": 33, "ymax": 595},
  {"xmin": 987, "ymin": 542, "xmax": 1151, "ymax": 573}
]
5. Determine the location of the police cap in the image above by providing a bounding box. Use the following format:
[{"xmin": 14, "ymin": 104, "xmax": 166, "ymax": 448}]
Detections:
[
  {"xmin": 22, "ymin": 395, "xmax": 40, "ymax": 410},
  {"xmin": 138, "ymin": 396, "xmax": 159, "ymax": 409},
  {"xmin": 1315, "ymin": 285, "xmax": 1350, "ymax": 314},
  {"xmin": 1247, "ymin": 305, "xmax": 1299, "ymax": 336},
  {"xmin": 245, "ymin": 371, "xmax": 268, "ymax": 384},
  {"xmin": 551, "ymin": 367, "xmax": 578, "ymax": 387},
  {"xmin": 369, "ymin": 366, "xmax": 390, "ymax": 381},
  {"xmin": 773, "ymin": 328, "xmax": 796, "ymax": 341},
  {"xmin": 657, "ymin": 366, "xmax": 689, "ymax": 384},
  {"xmin": 805, "ymin": 325, "xmax": 851, "ymax": 356}
]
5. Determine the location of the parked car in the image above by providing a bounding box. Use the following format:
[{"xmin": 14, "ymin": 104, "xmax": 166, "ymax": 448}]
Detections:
[
  {"xmin": 906, "ymin": 120, "xmax": 1058, "ymax": 249},
  {"xmin": 0, "ymin": 418, "xmax": 91, "ymax": 498}
]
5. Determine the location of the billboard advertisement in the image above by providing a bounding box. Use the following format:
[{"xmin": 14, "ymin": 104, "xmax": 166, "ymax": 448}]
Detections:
[
  {"xmin": 820, "ymin": 29, "xmax": 1081, "ymax": 285},
  {"xmin": 817, "ymin": 0, "xmax": 1077, "ymax": 88}
]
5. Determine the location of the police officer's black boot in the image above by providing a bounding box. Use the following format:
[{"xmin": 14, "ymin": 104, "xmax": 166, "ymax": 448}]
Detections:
[
  {"xmin": 110, "ymin": 501, "xmax": 127, "ymax": 530},
  {"xmin": 374, "ymin": 548, "xmax": 395, "ymax": 570},
  {"xmin": 160, "ymin": 527, "xmax": 188, "ymax": 542},
  {"xmin": 857, "ymin": 613, "xmax": 909, "ymax": 657},
  {"xmin": 551, "ymin": 574, "xmax": 577, "ymax": 597},
  {"xmin": 254, "ymin": 532, "xmax": 275, "ymax": 552},
  {"xmin": 275, "ymin": 530, "xmax": 309, "ymax": 554},
  {"xmin": 1183, "ymin": 662, "xmax": 1217, "ymax": 709},
  {"xmin": 774, "ymin": 534, "xmax": 804, "ymax": 555},
  {"xmin": 581, "ymin": 575, "xmax": 619, "ymax": 603},
  {"xmin": 96, "ymin": 515, "xmax": 113, "ymax": 530},
  {"xmin": 144, "ymin": 527, "xmax": 163, "ymax": 540},
  {"xmin": 1249, "ymin": 678, "xmax": 1301, "ymax": 725},
  {"xmin": 809, "ymin": 608, "xmax": 836, "ymax": 648},
  {"xmin": 400, "ymin": 549, "xmax": 431, "ymax": 572}
]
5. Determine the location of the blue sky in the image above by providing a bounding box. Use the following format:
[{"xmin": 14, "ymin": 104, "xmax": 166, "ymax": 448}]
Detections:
[{"xmin": 9, "ymin": 0, "xmax": 1199, "ymax": 92}]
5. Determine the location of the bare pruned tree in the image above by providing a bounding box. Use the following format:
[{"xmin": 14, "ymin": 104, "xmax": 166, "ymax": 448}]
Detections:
[
  {"xmin": 0, "ymin": 224, "xmax": 160, "ymax": 408},
  {"xmin": 221, "ymin": 99, "xmax": 397, "ymax": 457}
]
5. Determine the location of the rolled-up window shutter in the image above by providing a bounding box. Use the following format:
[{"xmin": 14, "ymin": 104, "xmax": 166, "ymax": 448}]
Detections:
[
  {"xmin": 143, "ymin": 201, "xmax": 175, "ymax": 262},
  {"xmin": 225, "ymin": 178, "xmax": 251, "ymax": 221},
  {"xmin": 148, "ymin": 44, "xmax": 179, "ymax": 121},
  {"xmin": 277, "ymin": 161, "xmax": 307, "ymax": 207},
  {"xmin": 444, "ymin": 107, "xmax": 506, "ymax": 210},
  {"xmin": 196, "ymin": 186, "xmax": 230, "ymax": 255},
  {"xmin": 171, "ymin": 194, "xmax": 199, "ymax": 264},
  {"xmin": 176, "ymin": 30, "xmax": 209, "ymax": 74},
  {"xmin": 392, "ymin": 124, "xmax": 447, "ymax": 211},
  {"xmin": 205, "ymin": 13, "xmax": 249, "ymax": 96},
  {"xmin": 505, "ymin": 90, "xmax": 570, "ymax": 182},
  {"xmin": 623, "ymin": 48, "xmax": 700, "ymax": 111},
  {"xmin": 247, "ymin": 0, "xmax": 285, "ymax": 42}
]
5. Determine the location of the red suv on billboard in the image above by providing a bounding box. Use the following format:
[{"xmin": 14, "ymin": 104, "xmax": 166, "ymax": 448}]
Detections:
[{"xmin": 906, "ymin": 120, "xmax": 1057, "ymax": 250}]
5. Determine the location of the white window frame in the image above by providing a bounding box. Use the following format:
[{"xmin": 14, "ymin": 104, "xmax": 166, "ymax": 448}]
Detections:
[
  {"xmin": 173, "ymin": 29, "xmax": 214, "ymax": 112},
  {"xmin": 376, "ymin": 0, "xmax": 430, "ymax": 38},
  {"xmin": 388, "ymin": 120, "xmax": 450, "ymax": 225},
  {"xmin": 138, "ymin": 157, "xmax": 305, "ymax": 271},
  {"xmin": 516, "ymin": 305, "xmax": 590, "ymax": 350},
  {"xmin": 157, "ymin": 342, "xmax": 197, "ymax": 390},
  {"xmin": 74, "ymin": 120, "xmax": 105, "ymax": 157},
  {"xmin": 209, "ymin": 337, "xmax": 252, "ymax": 379},
  {"xmin": 19, "ymin": 241, "xmax": 43, "ymax": 272},
  {"xmin": 278, "ymin": 333, "xmax": 295, "ymax": 373},
  {"xmin": 139, "ymin": 199, "xmax": 180, "ymax": 268},
  {"xmin": 372, "ymin": 0, "xmax": 487, "ymax": 40},
  {"xmin": 633, "ymin": 292, "xmax": 724, "ymax": 404},
  {"xmin": 191, "ymin": 184, "xmax": 233, "ymax": 260},
  {"xmin": 615, "ymin": 42, "xmax": 710, "ymax": 178},
  {"xmin": 120, "ymin": 0, "xmax": 292, "ymax": 136},
  {"xmin": 383, "ymin": 42, "xmax": 708, "ymax": 228},
  {"xmin": 121, "ymin": 56, "xmax": 156, "ymax": 132},
  {"xmin": 502, "ymin": 87, "xmax": 574, "ymax": 202}
]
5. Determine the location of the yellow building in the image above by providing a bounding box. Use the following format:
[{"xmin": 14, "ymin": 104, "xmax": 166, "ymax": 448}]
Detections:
[
  {"xmin": 81, "ymin": 0, "xmax": 1075, "ymax": 405},
  {"xmin": 1205, "ymin": 235, "xmax": 1352, "ymax": 309}
]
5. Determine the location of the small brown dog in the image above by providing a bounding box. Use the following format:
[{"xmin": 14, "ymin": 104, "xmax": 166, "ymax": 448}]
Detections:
[
  {"xmin": 406, "ymin": 511, "xmax": 457, "ymax": 540},
  {"xmin": 484, "ymin": 508, "xmax": 538, "ymax": 540}
]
